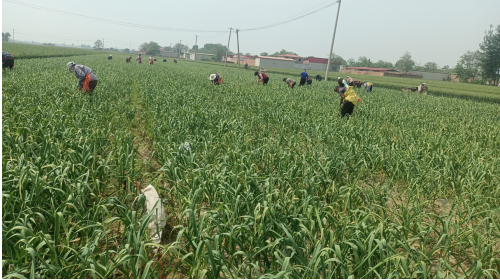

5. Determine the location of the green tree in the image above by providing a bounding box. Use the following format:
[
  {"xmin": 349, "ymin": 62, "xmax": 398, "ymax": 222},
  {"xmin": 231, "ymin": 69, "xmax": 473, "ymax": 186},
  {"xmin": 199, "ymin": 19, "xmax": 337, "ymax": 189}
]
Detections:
[
  {"xmin": 442, "ymin": 65, "xmax": 450, "ymax": 71},
  {"xmin": 94, "ymin": 39, "xmax": 103, "ymax": 49},
  {"xmin": 424, "ymin": 61, "xmax": 439, "ymax": 72},
  {"xmin": 122, "ymin": 48, "xmax": 130, "ymax": 53},
  {"xmin": 372, "ymin": 60, "xmax": 394, "ymax": 68},
  {"xmin": 208, "ymin": 44, "xmax": 227, "ymax": 61},
  {"xmin": 260, "ymin": 52, "xmax": 269, "ymax": 56},
  {"xmin": 395, "ymin": 51, "xmax": 416, "ymax": 72},
  {"xmin": 174, "ymin": 43, "xmax": 189, "ymax": 55},
  {"xmin": 478, "ymin": 25, "xmax": 500, "ymax": 86},
  {"xmin": 164, "ymin": 46, "xmax": 173, "ymax": 51},
  {"xmin": 270, "ymin": 49, "xmax": 297, "ymax": 57},
  {"xmin": 346, "ymin": 58, "xmax": 356, "ymax": 66},
  {"xmin": 2, "ymin": 32, "xmax": 11, "ymax": 42},
  {"xmin": 329, "ymin": 53, "xmax": 346, "ymax": 65},
  {"xmin": 455, "ymin": 51, "xmax": 480, "ymax": 82},
  {"xmin": 147, "ymin": 42, "xmax": 161, "ymax": 55}
]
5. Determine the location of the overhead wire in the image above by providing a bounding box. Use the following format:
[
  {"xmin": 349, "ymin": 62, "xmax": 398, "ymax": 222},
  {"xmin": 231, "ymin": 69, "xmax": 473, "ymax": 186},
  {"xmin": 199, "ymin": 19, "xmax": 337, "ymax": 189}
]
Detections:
[
  {"xmin": 239, "ymin": 0, "xmax": 338, "ymax": 31},
  {"xmin": 4, "ymin": 0, "xmax": 228, "ymax": 33},
  {"xmin": 5, "ymin": 0, "xmax": 338, "ymax": 52}
]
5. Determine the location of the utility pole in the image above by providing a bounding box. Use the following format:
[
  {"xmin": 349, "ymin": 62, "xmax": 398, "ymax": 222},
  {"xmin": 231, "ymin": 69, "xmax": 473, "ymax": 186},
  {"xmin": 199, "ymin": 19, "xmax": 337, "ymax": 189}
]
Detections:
[
  {"xmin": 236, "ymin": 29, "xmax": 240, "ymax": 71},
  {"xmin": 194, "ymin": 35, "xmax": 198, "ymax": 60},
  {"xmin": 224, "ymin": 27, "xmax": 233, "ymax": 67},
  {"xmin": 178, "ymin": 40, "xmax": 182, "ymax": 57},
  {"xmin": 325, "ymin": 0, "xmax": 341, "ymax": 82}
]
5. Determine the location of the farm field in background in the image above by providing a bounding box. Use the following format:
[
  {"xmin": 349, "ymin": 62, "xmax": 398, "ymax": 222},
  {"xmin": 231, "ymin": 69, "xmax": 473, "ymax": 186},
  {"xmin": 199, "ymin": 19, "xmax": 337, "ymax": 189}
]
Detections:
[
  {"xmin": 193, "ymin": 60, "xmax": 500, "ymax": 103},
  {"xmin": 2, "ymin": 42, "xmax": 101, "ymax": 59},
  {"xmin": 2, "ymin": 47, "xmax": 500, "ymax": 278}
]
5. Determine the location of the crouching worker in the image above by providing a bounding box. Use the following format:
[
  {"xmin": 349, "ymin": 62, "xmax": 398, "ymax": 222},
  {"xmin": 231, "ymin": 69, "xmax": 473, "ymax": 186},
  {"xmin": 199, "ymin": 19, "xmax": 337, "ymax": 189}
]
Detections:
[
  {"xmin": 306, "ymin": 77, "xmax": 312, "ymax": 85},
  {"xmin": 255, "ymin": 71, "xmax": 269, "ymax": 85},
  {"xmin": 315, "ymin": 74, "xmax": 322, "ymax": 81},
  {"xmin": 2, "ymin": 52, "xmax": 15, "ymax": 70},
  {"xmin": 334, "ymin": 85, "xmax": 361, "ymax": 119},
  {"xmin": 364, "ymin": 82, "xmax": 373, "ymax": 92},
  {"xmin": 67, "ymin": 61, "xmax": 98, "ymax": 94},
  {"xmin": 283, "ymin": 77, "xmax": 296, "ymax": 88},
  {"xmin": 209, "ymin": 73, "xmax": 223, "ymax": 85}
]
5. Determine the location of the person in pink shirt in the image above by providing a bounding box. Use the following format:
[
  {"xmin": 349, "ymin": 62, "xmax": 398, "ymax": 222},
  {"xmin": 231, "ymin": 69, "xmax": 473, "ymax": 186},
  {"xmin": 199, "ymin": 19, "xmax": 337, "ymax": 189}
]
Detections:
[{"xmin": 136, "ymin": 54, "xmax": 142, "ymax": 64}]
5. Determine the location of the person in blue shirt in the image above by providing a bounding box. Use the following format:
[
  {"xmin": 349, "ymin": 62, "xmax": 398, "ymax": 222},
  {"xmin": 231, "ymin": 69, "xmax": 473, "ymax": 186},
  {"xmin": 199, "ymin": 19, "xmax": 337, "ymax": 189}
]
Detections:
[{"xmin": 299, "ymin": 69, "xmax": 309, "ymax": 86}]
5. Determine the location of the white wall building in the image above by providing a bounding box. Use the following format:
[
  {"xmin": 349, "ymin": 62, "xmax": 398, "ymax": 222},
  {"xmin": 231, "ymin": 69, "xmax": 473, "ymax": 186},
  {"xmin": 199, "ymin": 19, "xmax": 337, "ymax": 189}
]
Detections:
[
  {"xmin": 184, "ymin": 52, "xmax": 214, "ymax": 61},
  {"xmin": 255, "ymin": 56, "xmax": 295, "ymax": 69},
  {"xmin": 159, "ymin": 50, "xmax": 178, "ymax": 58}
]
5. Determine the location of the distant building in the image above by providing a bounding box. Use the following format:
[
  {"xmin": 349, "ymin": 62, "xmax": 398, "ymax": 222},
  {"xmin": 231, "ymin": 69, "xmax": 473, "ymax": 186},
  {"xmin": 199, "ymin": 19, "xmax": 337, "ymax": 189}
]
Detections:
[
  {"xmin": 344, "ymin": 67, "xmax": 397, "ymax": 72},
  {"xmin": 184, "ymin": 52, "xmax": 214, "ymax": 61},
  {"xmin": 230, "ymin": 55, "xmax": 256, "ymax": 66},
  {"xmin": 409, "ymin": 70, "xmax": 449, "ymax": 81},
  {"xmin": 222, "ymin": 54, "xmax": 234, "ymax": 63},
  {"xmin": 277, "ymin": 54, "xmax": 303, "ymax": 63},
  {"xmin": 302, "ymin": 57, "xmax": 341, "ymax": 71},
  {"xmin": 255, "ymin": 56, "xmax": 295, "ymax": 69},
  {"xmin": 159, "ymin": 50, "xmax": 178, "ymax": 58},
  {"xmin": 342, "ymin": 67, "xmax": 422, "ymax": 79}
]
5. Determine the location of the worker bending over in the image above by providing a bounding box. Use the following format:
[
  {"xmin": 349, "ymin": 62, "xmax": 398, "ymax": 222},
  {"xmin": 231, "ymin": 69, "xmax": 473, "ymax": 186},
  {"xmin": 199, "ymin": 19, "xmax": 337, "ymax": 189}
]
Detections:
[
  {"xmin": 315, "ymin": 74, "xmax": 322, "ymax": 81},
  {"xmin": 352, "ymin": 80, "xmax": 362, "ymax": 88},
  {"xmin": 2, "ymin": 52, "xmax": 15, "ymax": 70},
  {"xmin": 364, "ymin": 82, "xmax": 373, "ymax": 92},
  {"xmin": 283, "ymin": 77, "xmax": 296, "ymax": 88},
  {"xmin": 346, "ymin": 76, "xmax": 353, "ymax": 86},
  {"xmin": 67, "ymin": 61, "xmax": 98, "ymax": 94},
  {"xmin": 210, "ymin": 73, "xmax": 223, "ymax": 85},
  {"xmin": 255, "ymin": 71, "xmax": 269, "ymax": 85},
  {"xmin": 338, "ymin": 77, "xmax": 347, "ymax": 88},
  {"xmin": 334, "ymin": 85, "xmax": 361, "ymax": 119},
  {"xmin": 417, "ymin": 83, "xmax": 427, "ymax": 94}
]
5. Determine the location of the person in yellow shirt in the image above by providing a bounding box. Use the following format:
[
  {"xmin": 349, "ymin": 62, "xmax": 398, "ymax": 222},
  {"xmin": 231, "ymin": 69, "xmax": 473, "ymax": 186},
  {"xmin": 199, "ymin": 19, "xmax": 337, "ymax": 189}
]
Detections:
[
  {"xmin": 364, "ymin": 82, "xmax": 373, "ymax": 92},
  {"xmin": 334, "ymin": 85, "xmax": 361, "ymax": 118}
]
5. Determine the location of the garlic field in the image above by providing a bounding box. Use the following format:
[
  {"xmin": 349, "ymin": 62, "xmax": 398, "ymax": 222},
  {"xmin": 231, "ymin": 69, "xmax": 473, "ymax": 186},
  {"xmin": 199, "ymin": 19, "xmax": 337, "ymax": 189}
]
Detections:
[{"xmin": 2, "ymin": 52, "xmax": 500, "ymax": 278}]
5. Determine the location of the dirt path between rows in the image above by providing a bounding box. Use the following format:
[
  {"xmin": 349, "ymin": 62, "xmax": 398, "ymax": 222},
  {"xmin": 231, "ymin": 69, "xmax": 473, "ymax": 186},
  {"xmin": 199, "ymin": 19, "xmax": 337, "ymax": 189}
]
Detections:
[{"xmin": 128, "ymin": 87, "xmax": 185, "ymax": 278}]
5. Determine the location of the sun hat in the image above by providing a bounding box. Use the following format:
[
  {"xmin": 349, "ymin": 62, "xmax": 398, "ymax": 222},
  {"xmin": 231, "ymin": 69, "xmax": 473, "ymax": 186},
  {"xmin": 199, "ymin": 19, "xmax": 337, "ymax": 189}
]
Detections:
[
  {"xmin": 209, "ymin": 74, "xmax": 216, "ymax": 81},
  {"xmin": 66, "ymin": 61, "xmax": 75, "ymax": 69}
]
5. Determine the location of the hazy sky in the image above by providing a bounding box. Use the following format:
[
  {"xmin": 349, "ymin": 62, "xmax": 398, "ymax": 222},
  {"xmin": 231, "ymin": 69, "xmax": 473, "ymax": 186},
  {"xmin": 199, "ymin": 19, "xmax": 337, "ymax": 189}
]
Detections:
[{"xmin": 2, "ymin": 0, "xmax": 499, "ymax": 67}]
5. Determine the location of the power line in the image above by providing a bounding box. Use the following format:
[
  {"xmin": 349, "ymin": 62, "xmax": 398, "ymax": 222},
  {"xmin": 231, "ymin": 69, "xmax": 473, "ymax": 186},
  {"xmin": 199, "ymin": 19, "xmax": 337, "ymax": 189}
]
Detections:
[
  {"xmin": 239, "ymin": 1, "xmax": 338, "ymax": 32},
  {"xmin": 4, "ymin": 0, "xmax": 228, "ymax": 33}
]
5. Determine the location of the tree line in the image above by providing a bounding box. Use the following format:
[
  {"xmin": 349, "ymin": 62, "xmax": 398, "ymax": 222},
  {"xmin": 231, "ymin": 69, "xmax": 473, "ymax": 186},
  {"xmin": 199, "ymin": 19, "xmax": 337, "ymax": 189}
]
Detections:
[{"xmin": 455, "ymin": 25, "xmax": 500, "ymax": 85}]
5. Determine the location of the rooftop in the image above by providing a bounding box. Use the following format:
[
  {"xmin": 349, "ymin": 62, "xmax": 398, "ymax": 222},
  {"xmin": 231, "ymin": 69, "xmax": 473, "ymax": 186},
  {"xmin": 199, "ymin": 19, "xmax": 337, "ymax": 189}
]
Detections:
[
  {"xmin": 277, "ymin": 54, "xmax": 303, "ymax": 58},
  {"xmin": 345, "ymin": 67, "xmax": 397, "ymax": 72},
  {"xmin": 257, "ymin": 56, "xmax": 295, "ymax": 61}
]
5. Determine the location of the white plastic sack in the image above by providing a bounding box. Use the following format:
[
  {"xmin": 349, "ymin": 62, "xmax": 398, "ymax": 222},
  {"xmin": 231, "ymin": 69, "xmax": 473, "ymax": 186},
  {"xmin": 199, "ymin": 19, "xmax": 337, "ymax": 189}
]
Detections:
[{"xmin": 141, "ymin": 184, "xmax": 166, "ymax": 245}]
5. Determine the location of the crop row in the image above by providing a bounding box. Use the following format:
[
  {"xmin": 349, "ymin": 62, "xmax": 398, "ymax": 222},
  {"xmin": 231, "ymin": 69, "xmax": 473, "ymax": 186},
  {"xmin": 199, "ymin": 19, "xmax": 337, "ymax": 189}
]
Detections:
[{"xmin": 138, "ymin": 61, "xmax": 500, "ymax": 277}]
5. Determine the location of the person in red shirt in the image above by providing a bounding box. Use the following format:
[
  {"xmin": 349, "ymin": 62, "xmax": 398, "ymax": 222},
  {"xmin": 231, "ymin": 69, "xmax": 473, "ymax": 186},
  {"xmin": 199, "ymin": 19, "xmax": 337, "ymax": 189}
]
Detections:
[{"xmin": 255, "ymin": 71, "xmax": 269, "ymax": 85}]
